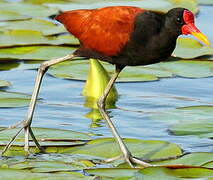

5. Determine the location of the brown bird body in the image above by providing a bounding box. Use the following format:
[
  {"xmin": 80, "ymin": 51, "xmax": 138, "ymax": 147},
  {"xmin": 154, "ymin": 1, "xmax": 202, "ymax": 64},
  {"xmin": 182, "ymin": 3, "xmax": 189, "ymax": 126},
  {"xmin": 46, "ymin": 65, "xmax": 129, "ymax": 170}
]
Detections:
[
  {"xmin": 56, "ymin": 6, "xmax": 144, "ymax": 57},
  {"xmin": 55, "ymin": 6, "xmax": 209, "ymax": 68}
]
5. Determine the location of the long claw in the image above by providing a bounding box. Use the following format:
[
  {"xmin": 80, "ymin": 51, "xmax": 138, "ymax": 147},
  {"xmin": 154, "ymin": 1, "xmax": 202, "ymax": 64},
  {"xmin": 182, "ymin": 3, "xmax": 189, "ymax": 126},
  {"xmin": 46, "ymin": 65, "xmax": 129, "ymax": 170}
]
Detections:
[
  {"xmin": 1, "ymin": 127, "xmax": 24, "ymax": 155},
  {"xmin": 29, "ymin": 127, "xmax": 45, "ymax": 153},
  {"xmin": 0, "ymin": 120, "xmax": 24, "ymax": 132},
  {"xmin": 131, "ymin": 156, "xmax": 152, "ymax": 167},
  {"xmin": 104, "ymin": 154, "xmax": 152, "ymax": 168},
  {"xmin": 104, "ymin": 155, "xmax": 123, "ymax": 163}
]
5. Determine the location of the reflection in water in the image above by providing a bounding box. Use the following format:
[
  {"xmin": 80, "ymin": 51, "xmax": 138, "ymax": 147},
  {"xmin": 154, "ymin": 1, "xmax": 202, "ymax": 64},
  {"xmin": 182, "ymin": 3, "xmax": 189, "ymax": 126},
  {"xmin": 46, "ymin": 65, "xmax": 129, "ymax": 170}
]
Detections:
[
  {"xmin": 85, "ymin": 109, "xmax": 103, "ymax": 128},
  {"xmin": 84, "ymin": 108, "xmax": 116, "ymax": 129}
]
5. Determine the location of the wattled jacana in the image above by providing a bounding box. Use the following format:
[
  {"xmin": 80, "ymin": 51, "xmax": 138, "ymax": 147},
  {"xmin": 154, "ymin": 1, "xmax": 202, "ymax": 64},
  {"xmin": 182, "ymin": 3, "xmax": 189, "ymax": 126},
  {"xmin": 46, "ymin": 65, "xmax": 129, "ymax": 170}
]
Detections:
[{"xmin": 2, "ymin": 6, "xmax": 210, "ymax": 167}]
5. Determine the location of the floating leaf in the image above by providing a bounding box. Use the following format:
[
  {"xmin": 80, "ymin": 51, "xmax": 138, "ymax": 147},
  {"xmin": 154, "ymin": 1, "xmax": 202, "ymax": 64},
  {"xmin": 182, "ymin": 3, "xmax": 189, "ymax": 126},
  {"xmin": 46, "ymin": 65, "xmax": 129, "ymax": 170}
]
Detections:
[
  {"xmin": 49, "ymin": 58, "xmax": 213, "ymax": 82},
  {"xmin": 0, "ymin": 61, "xmax": 20, "ymax": 71},
  {"xmin": 158, "ymin": 60, "xmax": 213, "ymax": 78},
  {"xmin": 177, "ymin": 105, "xmax": 213, "ymax": 113},
  {"xmin": 169, "ymin": 120, "xmax": 213, "ymax": 139},
  {"xmin": 0, "ymin": 127, "xmax": 91, "ymax": 146},
  {"xmin": 0, "ymin": 30, "xmax": 79, "ymax": 47},
  {"xmin": 169, "ymin": 0, "xmax": 198, "ymax": 14},
  {"xmin": 86, "ymin": 166, "xmax": 213, "ymax": 179},
  {"xmin": 135, "ymin": 166, "xmax": 213, "ymax": 180},
  {"xmin": 150, "ymin": 105, "xmax": 213, "ymax": 125},
  {"xmin": 0, "ymin": 19, "xmax": 67, "ymax": 36},
  {"xmin": 204, "ymin": 162, "xmax": 213, "ymax": 168},
  {"xmin": 199, "ymin": 0, "xmax": 213, "ymax": 5},
  {"xmin": 61, "ymin": 138, "xmax": 183, "ymax": 161},
  {"xmin": 0, "ymin": 2, "xmax": 58, "ymax": 18},
  {"xmin": 1, "ymin": 51, "xmax": 211, "ymax": 82},
  {"xmin": 8, "ymin": 159, "xmax": 95, "ymax": 172},
  {"xmin": 152, "ymin": 152, "xmax": 213, "ymax": 168},
  {"xmin": 173, "ymin": 37, "xmax": 213, "ymax": 59},
  {"xmin": 46, "ymin": 0, "xmax": 198, "ymax": 14},
  {"xmin": 0, "ymin": 151, "xmax": 96, "ymax": 169},
  {"xmin": 0, "ymin": 80, "xmax": 11, "ymax": 87},
  {"xmin": 49, "ymin": 60, "xmax": 170, "ymax": 82},
  {"xmin": 0, "ymin": 10, "xmax": 29, "ymax": 21},
  {"xmin": 0, "ymin": 91, "xmax": 31, "ymax": 107},
  {"xmin": 24, "ymin": 0, "xmax": 71, "ymax": 4},
  {"xmin": 86, "ymin": 168, "xmax": 139, "ymax": 179},
  {"xmin": 0, "ymin": 46, "xmax": 75, "ymax": 60},
  {"xmin": 0, "ymin": 168, "xmax": 93, "ymax": 180}
]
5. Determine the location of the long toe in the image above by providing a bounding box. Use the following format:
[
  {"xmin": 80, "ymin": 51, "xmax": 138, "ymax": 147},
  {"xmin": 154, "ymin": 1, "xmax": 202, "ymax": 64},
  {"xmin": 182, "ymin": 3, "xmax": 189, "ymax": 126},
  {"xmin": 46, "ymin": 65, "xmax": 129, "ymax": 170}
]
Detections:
[
  {"xmin": 1, "ymin": 127, "xmax": 24, "ymax": 155},
  {"xmin": 130, "ymin": 156, "xmax": 153, "ymax": 167},
  {"xmin": 103, "ymin": 154, "xmax": 152, "ymax": 168}
]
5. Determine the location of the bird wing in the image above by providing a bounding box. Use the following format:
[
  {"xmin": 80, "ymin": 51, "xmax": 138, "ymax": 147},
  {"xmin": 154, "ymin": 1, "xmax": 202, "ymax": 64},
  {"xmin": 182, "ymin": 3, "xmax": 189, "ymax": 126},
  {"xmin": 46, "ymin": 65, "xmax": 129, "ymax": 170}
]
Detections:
[{"xmin": 55, "ymin": 6, "xmax": 144, "ymax": 56}]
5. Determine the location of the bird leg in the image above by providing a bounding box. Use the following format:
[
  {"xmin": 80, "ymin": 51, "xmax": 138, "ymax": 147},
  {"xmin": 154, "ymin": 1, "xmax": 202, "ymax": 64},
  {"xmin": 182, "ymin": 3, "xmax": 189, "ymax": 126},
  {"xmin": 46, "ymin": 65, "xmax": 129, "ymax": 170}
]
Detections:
[
  {"xmin": 97, "ymin": 68, "xmax": 151, "ymax": 168},
  {"xmin": 1, "ymin": 54, "xmax": 76, "ymax": 155}
]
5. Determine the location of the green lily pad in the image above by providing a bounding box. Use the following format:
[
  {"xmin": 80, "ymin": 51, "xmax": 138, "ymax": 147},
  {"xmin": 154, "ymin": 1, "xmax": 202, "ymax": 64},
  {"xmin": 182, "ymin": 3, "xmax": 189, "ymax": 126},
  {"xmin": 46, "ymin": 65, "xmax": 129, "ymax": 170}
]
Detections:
[
  {"xmin": 0, "ymin": 80, "xmax": 11, "ymax": 87},
  {"xmin": 158, "ymin": 60, "xmax": 213, "ymax": 78},
  {"xmin": 0, "ymin": 2, "xmax": 58, "ymax": 18},
  {"xmin": 0, "ymin": 91, "xmax": 32, "ymax": 107},
  {"xmin": 60, "ymin": 138, "xmax": 183, "ymax": 161},
  {"xmin": 0, "ymin": 127, "xmax": 91, "ymax": 146},
  {"xmin": 0, "ymin": 30, "xmax": 79, "ymax": 47},
  {"xmin": 24, "ymin": 0, "xmax": 71, "ymax": 4},
  {"xmin": 169, "ymin": 120, "xmax": 213, "ymax": 138},
  {"xmin": 178, "ymin": 105, "xmax": 213, "ymax": 112},
  {"xmin": 46, "ymin": 0, "xmax": 198, "ymax": 14},
  {"xmin": 152, "ymin": 152, "xmax": 213, "ymax": 167},
  {"xmin": 0, "ymin": 168, "xmax": 93, "ymax": 180},
  {"xmin": 0, "ymin": 61, "xmax": 20, "ymax": 71},
  {"xmin": 173, "ymin": 37, "xmax": 213, "ymax": 59},
  {"xmin": 199, "ymin": 0, "xmax": 213, "ymax": 5},
  {"xmin": 136, "ymin": 166, "xmax": 213, "ymax": 180},
  {"xmin": 49, "ymin": 60, "xmax": 172, "ymax": 82},
  {"xmin": 86, "ymin": 166, "xmax": 213, "ymax": 179},
  {"xmin": 86, "ymin": 168, "xmax": 139, "ymax": 179},
  {"xmin": 0, "ymin": 46, "xmax": 75, "ymax": 60},
  {"xmin": 150, "ymin": 105, "xmax": 213, "ymax": 125},
  {"xmin": 2, "ymin": 54, "xmax": 212, "ymax": 82},
  {"xmin": 169, "ymin": 0, "xmax": 198, "ymax": 14},
  {"xmin": 7, "ymin": 160, "xmax": 95, "ymax": 172},
  {"xmin": 0, "ymin": 127, "xmax": 91, "ymax": 156},
  {"xmin": 49, "ymin": 58, "xmax": 213, "ymax": 82},
  {"xmin": 0, "ymin": 154, "xmax": 95, "ymax": 172},
  {"xmin": 0, "ymin": 10, "xmax": 29, "ymax": 21},
  {"xmin": 204, "ymin": 162, "xmax": 213, "ymax": 168},
  {"xmin": 0, "ymin": 19, "xmax": 67, "ymax": 36}
]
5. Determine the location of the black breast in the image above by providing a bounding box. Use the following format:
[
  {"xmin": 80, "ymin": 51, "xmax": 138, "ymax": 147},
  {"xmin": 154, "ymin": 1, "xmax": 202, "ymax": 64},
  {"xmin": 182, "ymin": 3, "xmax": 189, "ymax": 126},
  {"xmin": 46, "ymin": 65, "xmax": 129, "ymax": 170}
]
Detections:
[{"xmin": 111, "ymin": 11, "xmax": 178, "ymax": 66}]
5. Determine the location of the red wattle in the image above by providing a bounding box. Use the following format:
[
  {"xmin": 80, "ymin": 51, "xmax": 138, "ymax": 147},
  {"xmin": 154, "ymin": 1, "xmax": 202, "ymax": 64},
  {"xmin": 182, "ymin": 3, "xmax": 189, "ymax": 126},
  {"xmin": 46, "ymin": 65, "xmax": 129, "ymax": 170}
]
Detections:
[
  {"xmin": 183, "ymin": 10, "xmax": 194, "ymax": 24},
  {"xmin": 181, "ymin": 23, "xmax": 201, "ymax": 35}
]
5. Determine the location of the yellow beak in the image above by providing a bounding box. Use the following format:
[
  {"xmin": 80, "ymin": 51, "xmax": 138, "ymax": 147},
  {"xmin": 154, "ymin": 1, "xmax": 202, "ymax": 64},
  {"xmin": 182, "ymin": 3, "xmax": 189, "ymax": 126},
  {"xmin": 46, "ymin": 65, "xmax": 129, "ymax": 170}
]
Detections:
[
  {"xmin": 182, "ymin": 23, "xmax": 211, "ymax": 46},
  {"xmin": 191, "ymin": 32, "xmax": 211, "ymax": 46}
]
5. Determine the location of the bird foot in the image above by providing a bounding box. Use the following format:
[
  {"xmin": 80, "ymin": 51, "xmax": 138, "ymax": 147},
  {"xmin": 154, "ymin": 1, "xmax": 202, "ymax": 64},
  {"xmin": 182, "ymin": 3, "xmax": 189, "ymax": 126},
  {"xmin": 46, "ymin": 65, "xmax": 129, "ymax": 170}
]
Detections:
[
  {"xmin": 1, "ymin": 122, "xmax": 45, "ymax": 155},
  {"xmin": 103, "ymin": 155, "xmax": 152, "ymax": 168}
]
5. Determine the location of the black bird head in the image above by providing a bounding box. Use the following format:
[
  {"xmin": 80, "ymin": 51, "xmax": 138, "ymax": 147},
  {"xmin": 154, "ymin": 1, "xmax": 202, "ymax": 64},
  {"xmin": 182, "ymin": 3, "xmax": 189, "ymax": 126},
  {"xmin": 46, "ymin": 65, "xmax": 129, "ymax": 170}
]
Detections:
[{"xmin": 166, "ymin": 8, "xmax": 210, "ymax": 46}]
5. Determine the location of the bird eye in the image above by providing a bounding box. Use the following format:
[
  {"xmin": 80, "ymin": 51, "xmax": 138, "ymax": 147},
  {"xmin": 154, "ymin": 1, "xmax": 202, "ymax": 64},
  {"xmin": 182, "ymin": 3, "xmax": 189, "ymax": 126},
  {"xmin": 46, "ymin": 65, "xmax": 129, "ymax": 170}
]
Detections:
[{"xmin": 176, "ymin": 17, "xmax": 182, "ymax": 24}]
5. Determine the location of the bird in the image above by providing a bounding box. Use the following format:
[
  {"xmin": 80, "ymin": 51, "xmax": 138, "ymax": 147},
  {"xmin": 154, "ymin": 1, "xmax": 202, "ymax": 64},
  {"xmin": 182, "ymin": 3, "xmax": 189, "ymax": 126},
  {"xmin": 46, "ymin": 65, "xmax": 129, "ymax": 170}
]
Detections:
[{"xmin": 2, "ymin": 6, "xmax": 210, "ymax": 168}]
